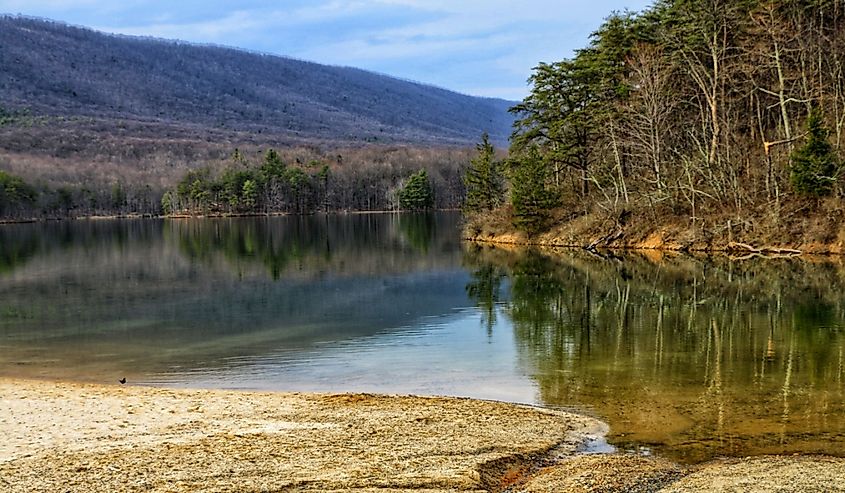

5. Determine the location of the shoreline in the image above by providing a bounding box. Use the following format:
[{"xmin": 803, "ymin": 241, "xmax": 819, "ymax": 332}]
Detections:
[
  {"xmin": 0, "ymin": 209, "xmax": 463, "ymax": 226},
  {"xmin": 465, "ymin": 233, "xmax": 845, "ymax": 257},
  {"xmin": 463, "ymin": 205, "xmax": 845, "ymax": 256},
  {"xmin": 3, "ymin": 378, "xmax": 845, "ymax": 491}
]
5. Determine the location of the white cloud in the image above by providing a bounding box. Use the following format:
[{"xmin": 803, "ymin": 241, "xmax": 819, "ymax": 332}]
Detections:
[
  {"xmin": 3, "ymin": 0, "xmax": 654, "ymax": 98},
  {"xmin": 97, "ymin": 10, "xmax": 264, "ymax": 40}
]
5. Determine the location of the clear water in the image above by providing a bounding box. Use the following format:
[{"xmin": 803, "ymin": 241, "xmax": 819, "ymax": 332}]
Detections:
[{"xmin": 2, "ymin": 212, "xmax": 845, "ymax": 463}]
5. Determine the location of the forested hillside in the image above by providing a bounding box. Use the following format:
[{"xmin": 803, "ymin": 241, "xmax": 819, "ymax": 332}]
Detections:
[
  {"xmin": 0, "ymin": 16, "xmax": 512, "ymax": 145},
  {"xmin": 466, "ymin": 0, "xmax": 845, "ymax": 251},
  {"xmin": 0, "ymin": 16, "xmax": 518, "ymax": 220}
]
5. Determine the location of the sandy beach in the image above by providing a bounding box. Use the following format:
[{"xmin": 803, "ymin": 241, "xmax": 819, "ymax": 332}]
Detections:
[{"xmin": 2, "ymin": 378, "xmax": 845, "ymax": 492}]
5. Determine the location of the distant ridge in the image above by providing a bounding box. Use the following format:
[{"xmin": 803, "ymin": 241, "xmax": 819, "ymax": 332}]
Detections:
[{"xmin": 0, "ymin": 15, "xmax": 515, "ymax": 145}]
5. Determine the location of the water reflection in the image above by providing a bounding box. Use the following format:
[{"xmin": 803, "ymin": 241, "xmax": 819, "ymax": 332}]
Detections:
[
  {"xmin": 0, "ymin": 213, "xmax": 471, "ymax": 382},
  {"xmin": 168, "ymin": 213, "xmax": 457, "ymax": 279},
  {"xmin": 463, "ymin": 260, "xmax": 505, "ymax": 336},
  {"xmin": 464, "ymin": 245, "xmax": 845, "ymax": 462},
  {"xmin": 4, "ymin": 214, "xmax": 845, "ymax": 463}
]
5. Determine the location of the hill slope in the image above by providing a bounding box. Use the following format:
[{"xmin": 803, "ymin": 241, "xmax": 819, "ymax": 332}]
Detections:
[{"xmin": 0, "ymin": 16, "xmax": 514, "ymax": 145}]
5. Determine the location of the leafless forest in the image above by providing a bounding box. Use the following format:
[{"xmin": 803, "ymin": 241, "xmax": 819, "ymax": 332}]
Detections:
[{"xmin": 0, "ymin": 16, "xmax": 510, "ymax": 219}]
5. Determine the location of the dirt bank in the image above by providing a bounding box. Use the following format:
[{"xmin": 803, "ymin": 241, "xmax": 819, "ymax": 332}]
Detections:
[
  {"xmin": 464, "ymin": 207, "xmax": 845, "ymax": 255},
  {"xmin": 2, "ymin": 378, "xmax": 844, "ymax": 492}
]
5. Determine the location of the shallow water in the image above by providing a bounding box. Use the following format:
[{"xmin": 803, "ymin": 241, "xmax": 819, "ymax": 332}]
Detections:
[{"xmin": 2, "ymin": 212, "xmax": 845, "ymax": 462}]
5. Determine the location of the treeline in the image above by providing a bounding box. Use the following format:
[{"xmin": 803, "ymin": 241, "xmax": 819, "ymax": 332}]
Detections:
[
  {"xmin": 466, "ymin": 0, "xmax": 845, "ymax": 243},
  {"xmin": 0, "ymin": 144, "xmax": 471, "ymax": 220},
  {"xmin": 0, "ymin": 169, "xmax": 159, "ymax": 220},
  {"xmin": 163, "ymin": 149, "xmax": 447, "ymax": 215}
]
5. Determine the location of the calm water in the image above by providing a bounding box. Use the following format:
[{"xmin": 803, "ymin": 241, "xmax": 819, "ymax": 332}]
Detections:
[{"xmin": 2, "ymin": 212, "xmax": 845, "ymax": 463}]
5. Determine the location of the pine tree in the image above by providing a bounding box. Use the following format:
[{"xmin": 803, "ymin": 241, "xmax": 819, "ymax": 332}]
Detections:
[
  {"xmin": 464, "ymin": 133, "xmax": 504, "ymax": 212},
  {"xmin": 241, "ymin": 179, "xmax": 258, "ymax": 210},
  {"xmin": 399, "ymin": 170, "xmax": 434, "ymax": 211},
  {"xmin": 260, "ymin": 149, "xmax": 286, "ymax": 180},
  {"xmin": 0, "ymin": 170, "xmax": 36, "ymax": 216},
  {"xmin": 510, "ymin": 147, "xmax": 560, "ymax": 236},
  {"xmin": 790, "ymin": 108, "xmax": 840, "ymax": 197},
  {"xmin": 160, "ymin": 191, "xmax": 174, "ymax": 215}
]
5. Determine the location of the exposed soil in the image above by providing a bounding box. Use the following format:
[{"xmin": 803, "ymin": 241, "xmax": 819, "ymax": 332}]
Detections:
[{"xmin": 464, "ymin": 204, "xmax": 845, "ymax": 256}]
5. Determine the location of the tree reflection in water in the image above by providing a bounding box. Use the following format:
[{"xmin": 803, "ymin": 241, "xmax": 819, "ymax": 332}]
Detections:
[{"xmin": 464, "ymin": 244, "xmax": 845, "ymax": 463}]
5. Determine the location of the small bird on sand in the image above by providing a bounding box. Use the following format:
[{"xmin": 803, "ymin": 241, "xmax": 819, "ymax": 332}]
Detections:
[{"xmin": 119, "ymin": 377, "xmax": 127, "ymax": 384}]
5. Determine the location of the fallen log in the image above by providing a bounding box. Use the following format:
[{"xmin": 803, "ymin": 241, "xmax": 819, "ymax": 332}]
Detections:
[
  {"xmin": 725, "ymin": 242, "xmax": 801, "ymax": 256},
  {"xmin": 725, "ymin": 242, "xmax": 760, "ymax": 253},
  {"xmin": 760, "ymin": 246, "xmax": 802, "ymax": 255}
]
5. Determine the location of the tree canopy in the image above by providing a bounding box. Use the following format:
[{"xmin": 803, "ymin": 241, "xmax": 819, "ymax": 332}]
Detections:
[
  {"xmin": 464, "ymin": 133, "xmax": 504, "ymax": 212},
  {"xmin": 790, "ymin": 108, "xmax": 840, "ymax": 197},
  {"xmin": 399, "ymin": 170, "xmax": 434, "ymax": 211},
  {"xmin": 465, "ymin": 0, "xmax": 845, "ymax": 238}
]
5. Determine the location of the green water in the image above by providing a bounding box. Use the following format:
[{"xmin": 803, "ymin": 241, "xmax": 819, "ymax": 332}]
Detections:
[
  {"xmin": 464, "ymin": 245, "xmax": 845, "ymax": 462},
  {"xmin": 1, "ymin": 213, "xmax": 845, "ymax": 463}
]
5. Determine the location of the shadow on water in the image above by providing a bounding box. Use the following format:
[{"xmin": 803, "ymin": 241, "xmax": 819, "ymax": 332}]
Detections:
[{"xmin": 463, "ymin": 244, "xmax": 845, "ymax": 463}]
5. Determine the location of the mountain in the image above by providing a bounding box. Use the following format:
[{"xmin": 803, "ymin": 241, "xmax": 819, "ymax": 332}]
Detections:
[{"xmin": 0, "ymin": 16, "xmax": 515, "ymax": 145}]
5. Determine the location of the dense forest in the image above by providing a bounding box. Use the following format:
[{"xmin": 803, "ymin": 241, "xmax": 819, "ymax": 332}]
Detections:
[
  {"xmin": 465, "ymin": 0, "xmax": 845, "ymax": 250},
  {"xmin": 0, "ymin": 15, "xmax": 517, "ymax": 221},
  {"xmin": 0, "ymin": 16, "xmax": 513, "ymax": 145},
  {"xmin": 162, "ymin": 149, "xmax": 446, "ymax": 215},
  {"xmin": 0, "ymin": 144, "xmax": 469, "ymax": 220}
]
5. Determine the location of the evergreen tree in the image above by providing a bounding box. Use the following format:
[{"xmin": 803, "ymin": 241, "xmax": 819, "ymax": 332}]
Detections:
[
  {"xmin": 111, "ymin": 182, "xmax": 126, "ymax": 210},
  {"xmin": 241, "ymin": 179, "xmax": 258, "ymax": 210},
  {"xmin": 510, "ymin": 58, "xmax": 599, "ymax": 195},
  {"xmin": 260, "ymin": 149, "xmax": 286, "ymax": 181},
  {"xmin": 0, "ymin": 170, "xmax": 36, "ymax": 216},
  {"xmin": 220, "ymin": 168, "xmax": 254, "ymax": 209},
  {"xmin": 464, "ymin": 133, "xmax": 504, "ymax": 212},
  {"xmin": 790, "ymin": 108, "xmax": 839, "ymax": 197},
  {"xmin": 161, "ymin": 191, "xmax": 174, "ymax": 215},
  {"xmin": 399, "ymin": 169, "xmax": 434, "ymax": 211},
  {"xmin": 510, "ymin": 148, "xmax": 560, "ymax": 236},
  {"xmin": 317, "ymin": 164, "xmax": 331, "ymax": 212},
  {"xmin": 285, "ymin": 167, "xmax": 312, "ymax": 213}
]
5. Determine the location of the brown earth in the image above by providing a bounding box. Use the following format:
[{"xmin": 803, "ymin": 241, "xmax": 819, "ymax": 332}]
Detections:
[{"xmin": 464, "ymin": 205, "xmax": 845, "ymax": 255}]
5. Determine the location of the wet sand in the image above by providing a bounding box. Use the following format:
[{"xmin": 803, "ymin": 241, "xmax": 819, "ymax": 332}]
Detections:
[{"xmin": 2, "ymin": 378, "xmax": 845, "ymax": 492}]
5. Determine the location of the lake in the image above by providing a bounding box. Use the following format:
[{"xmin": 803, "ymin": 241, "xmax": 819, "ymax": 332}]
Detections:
[{"xmin": 1, "ymin": 212, "xmax": 845, "ymax": 463}]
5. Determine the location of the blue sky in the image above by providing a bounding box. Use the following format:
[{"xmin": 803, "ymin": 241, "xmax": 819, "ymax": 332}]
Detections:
[{"xmin": 0, "ymin": 0, "xmax": 653, "ymax": 100}]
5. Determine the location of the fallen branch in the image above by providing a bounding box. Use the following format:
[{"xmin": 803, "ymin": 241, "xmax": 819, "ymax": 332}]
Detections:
[
  {"xmin": 725, "ymin": 242, "xmax": 802, "ymax": 259},
  {"xmin": 760, "ymin": 246, "xmax": 802, "ymax": 255},
  {"xmin": 725, "ymin": 242, "xmax": 760, "ymax": 253}
]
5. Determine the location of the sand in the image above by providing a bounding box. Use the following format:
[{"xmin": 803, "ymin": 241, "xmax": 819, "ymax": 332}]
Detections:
[
  {"xmin": 0, "ymin": 378, "xmax": 602, "ymax": 492},
  {"xmin": 518, "ymin": 455, "xmax": 845, "ymax": 492},
  {"xmin": 2, "ymin": 378, "xmax": 845, "ymax": 492}
]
